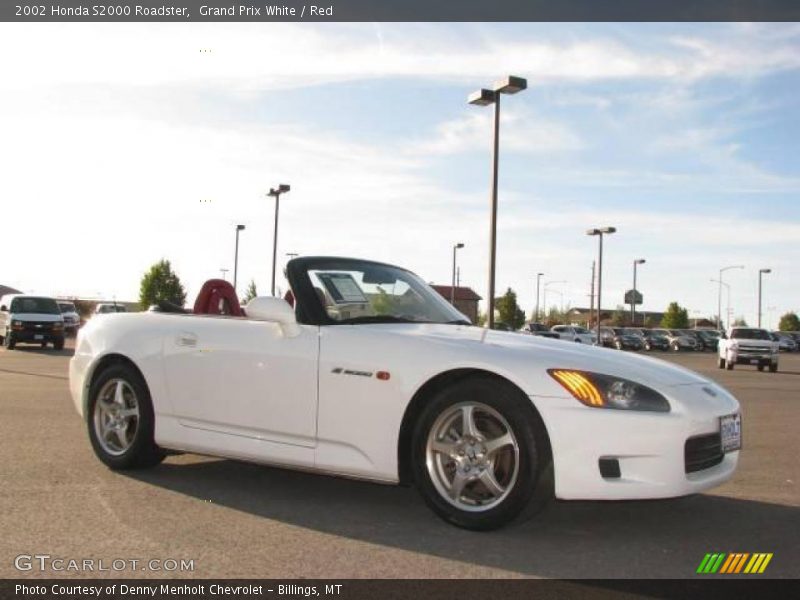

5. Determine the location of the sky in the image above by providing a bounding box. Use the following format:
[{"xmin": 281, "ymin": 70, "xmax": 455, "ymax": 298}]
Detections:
[{"xmin": 0, "ymin": 22, "xmax": 798, "ymax": 327}]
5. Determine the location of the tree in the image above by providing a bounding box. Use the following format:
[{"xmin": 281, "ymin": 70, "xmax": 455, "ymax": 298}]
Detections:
[
  {"xmin": 242, "ymin": 279, "xmax": 258, "ymax": 305},
  {"xmin": 495, "ymin": 288, "xmax": 526, "ymax": 330},
  {"xmin": 778, "ymin": 312, "xmax": 800, "ymax": 332},
  {"xmin": 660, "ymin": 302, "xmax": 689, "ymax": 329},
  {"xmin": 643, "ymin": 315, "xmax": 659, "ymax": 328},
  {"xmin": 732, "ymin": 316, "xmax": 748, "ymax": 327},
  {"xmin": 139, "ymin": 259, "xmax": 186, "ymax": 309},
  {"xmin": 476, "ymin": 311, "xmax": 487, "ymax": 327}
]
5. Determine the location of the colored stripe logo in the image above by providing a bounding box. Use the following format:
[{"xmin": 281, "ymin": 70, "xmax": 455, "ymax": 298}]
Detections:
[{"xmin": 697, "ymin": 553, "xmax": 773, "ymax": 574}]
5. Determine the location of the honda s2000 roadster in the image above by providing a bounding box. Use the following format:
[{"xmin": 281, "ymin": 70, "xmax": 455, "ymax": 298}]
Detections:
[{"xmin": 70, "ymin": 257, "xmax": 741, "ymax": 529}]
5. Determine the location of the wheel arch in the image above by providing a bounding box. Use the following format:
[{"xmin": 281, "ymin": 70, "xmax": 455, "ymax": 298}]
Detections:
[
  {"xmin": 396, "ymin": 368, "xmax": 552, "ymax": 486},
  {"xmin": 82, "ymin": 353, "xmax": 148, "ymax": 419}
]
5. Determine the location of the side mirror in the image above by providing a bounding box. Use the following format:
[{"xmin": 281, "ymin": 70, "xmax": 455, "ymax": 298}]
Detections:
[
  {"xmin": 0, "ymin": 305, "xmax": 6, "ymax": 312},
  {"xmin": 245, "ymin": 297, "xmax": 300, "ymax": 338}
]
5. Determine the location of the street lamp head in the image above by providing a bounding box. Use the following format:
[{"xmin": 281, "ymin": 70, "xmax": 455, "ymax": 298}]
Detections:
[
  {"xmin": 599, "ymin": 226, "xmax": 617, "ymax": 234},
  {"xmin": 635, "ymin": 258, "xmax": 646, "ymax": 265},
  {"xmin": 493, "ymin": 76, "xmax": 527, "ymax": 95},
  {"xmin": 468, "ymin": 88, "xmax": 497, "ymax": 106},
  {"xmin": 455, "ymin": 242, "xmax": 465, "ymax": 249},
  {"xmin": 760, "ymin": 268, "xmax": 772, "ymax": 274},
  {"xmin": 586, "ymin": 228, "xmax": 600, "ymax": 236},
  {"xmin": 236, "ymin": 224, "xmax": 245, "ymax": 231},
  {"xmin": 278, "ymin": 184, "xmax": 290, "ymax": 193},
  {"xmin": 537, "ymin": 272, "xmax": 544, "ymax": 277}
]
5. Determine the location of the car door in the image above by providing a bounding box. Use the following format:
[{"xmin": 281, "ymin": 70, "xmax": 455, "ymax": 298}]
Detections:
[{"xmin": 162, "ymin": 315, "xmax": 320, "ymax": 448}]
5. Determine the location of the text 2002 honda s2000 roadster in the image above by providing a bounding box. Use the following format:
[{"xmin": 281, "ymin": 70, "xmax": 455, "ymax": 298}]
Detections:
[{"xmin": 70, "ymin": 257, "xmax": 741, "ymax": 530}]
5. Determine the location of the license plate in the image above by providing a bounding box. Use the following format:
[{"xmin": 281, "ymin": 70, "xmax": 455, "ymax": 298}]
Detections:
[
  {"xmin": 720, "ymin": 414, "xmax": 742, "ymax": 453},
  {"xmin": 750, "ymin": 359, "xmax": 759, "ymax": 364},
  {"xmin": 34, "ymin": 334, "xmax": 43, "ymax": 340}
]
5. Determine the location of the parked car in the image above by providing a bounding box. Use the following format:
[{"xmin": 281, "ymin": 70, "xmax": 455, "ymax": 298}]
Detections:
[
  {"xmin": 58, "ymin": 301, "xmax": 81, "ymax": 334},
  {"xmin": 550, "ymin": 325, "xmax": 596, "ymax": 344},
  {"xmin": 651, "ymin": 328, "xmax": 698, "ymax": 352},
  {"xmin": 94, "ymin": 303, "xmax": 127, "ymax": 315},
  {"xmin": 520, "ymin": 323, "xmax": 560, "ymax": 339},
  {"xmin": 69, "ymin": 256, "xmax": 741, "ymax": 530},
  {"xmin": 692, "ymin": 329, "xmax": 722, "ymax": 352},
  {"xmin": 771, "ymin": 332, "xmax": 797, "ymax": 352},
  {"xmin": 0, "ymin": 294, "xmax": 65, "ymax": 350},
  {"xmin": 629, "ymin": 328, "xmax": 670, "ymax": 351},
  {"xmin": 600, "ymin": 327, "xmax": 644, "ymax": 351},
  {"xmin": 718, "ymin": 327, "xmax": 779, "ymax": 372}
]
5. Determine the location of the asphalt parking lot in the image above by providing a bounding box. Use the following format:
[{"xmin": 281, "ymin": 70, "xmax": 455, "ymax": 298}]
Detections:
[{"xmin": 1, "ymin": 341, "xmax": 798, "ymax": 579}]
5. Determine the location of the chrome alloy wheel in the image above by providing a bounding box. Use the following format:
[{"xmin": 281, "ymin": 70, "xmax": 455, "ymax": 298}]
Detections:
[
  {"xmin": 425, "ymin": 402, "xmax": 520, "ymax": 512},
  {"xmin": 93, "ymin": 379, "xmax": 140, "ymax": 456}
]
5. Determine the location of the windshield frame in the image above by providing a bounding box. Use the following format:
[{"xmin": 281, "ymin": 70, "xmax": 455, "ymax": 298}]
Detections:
[{"xmin": 286, "ymin": 256, "xmax": 469, "ymax": 327}]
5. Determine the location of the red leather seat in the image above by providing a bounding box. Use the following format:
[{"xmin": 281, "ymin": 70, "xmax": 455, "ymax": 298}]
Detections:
[{"xmin": 193, "ymin": 279, "xmax": 244, "ymax": 317}]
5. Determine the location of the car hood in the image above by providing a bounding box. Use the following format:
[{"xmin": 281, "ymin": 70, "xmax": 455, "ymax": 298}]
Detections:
[
  {"xmin": 10, "ymin": 313, "xmax": 63, "ymax": 322},
  {"xmin": 364, "ymin": 323, "xmax": 709, "ymax": 387}
]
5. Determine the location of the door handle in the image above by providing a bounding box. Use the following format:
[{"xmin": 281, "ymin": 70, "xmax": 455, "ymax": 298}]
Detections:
[{"xmin": 176, "ymin": 332, "xmax": 198, "ymax": 347}]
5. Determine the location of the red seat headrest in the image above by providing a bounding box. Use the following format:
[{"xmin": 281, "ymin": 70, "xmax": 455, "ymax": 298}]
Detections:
[{"xmin": 193, "ymin": 279, "xmax": 244, "ymax": 317}]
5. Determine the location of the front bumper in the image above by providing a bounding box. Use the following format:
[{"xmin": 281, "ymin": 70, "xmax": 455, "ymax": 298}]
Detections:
[
  {"xmin": 536, "ymin": 383, "xmax": 740, "ymax": 500},
  {"xmin": 9, "ymin": 330, "xmax": 64, "ymax": 343}
]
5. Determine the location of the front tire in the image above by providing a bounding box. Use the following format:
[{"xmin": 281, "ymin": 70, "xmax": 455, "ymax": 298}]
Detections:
[
  {"xmin": 718, "ymin": 356, "xmax": 726, "ymax": 369},
  {"xmin": 53, "ymin": 337, "xmax": 64, "ymax": 350},
  {"xmin": 87, "ymin": 364, "xmax": 165, "ymax": 470},
  {"xmin": 769, "ymin": 363, "xmax": 778, "ymax": 373},
  {"xmin": 4, "ymin": 332, "xmax": 15, "ymax": 350},
  {"xmin": 411, "ymin": 376, "xmax": 552, "ymax": 530}
]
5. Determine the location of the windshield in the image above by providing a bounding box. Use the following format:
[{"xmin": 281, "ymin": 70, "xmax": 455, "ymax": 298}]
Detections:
[
  {"xmin": 731, "ymin": 328, "xmax": 771, "ymax": 340},
  {"xmin": 573, "ymin": 327, "xmax": 590, "ymax": 334},
  {"xmin": 58, "ymin": 302, "xmax": 76, "ymax": 313},
  {"xmin": 303, "ymin": 260, "xmax": 469, "ymax": 325},
  {"xmin": 623, "ymin": 328, "xmax": 643, "ymax": 336},
  {"xmin": 10, "ymin": 297, "xmax": 61, "ymax": 315}
]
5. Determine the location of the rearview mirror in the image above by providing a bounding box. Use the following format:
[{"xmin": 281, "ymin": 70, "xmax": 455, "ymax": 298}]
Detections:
[{"xmin": 245, "ymin": 297, "xmax": 300, "ymax": 337}]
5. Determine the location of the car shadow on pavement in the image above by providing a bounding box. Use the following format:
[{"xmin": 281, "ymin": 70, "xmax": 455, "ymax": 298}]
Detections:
[
  {"xmin": 2, "ymin": 346, "xmax": 74, "ymax": 358},
  {"xmin": 127, "ymin": 458, "xmax": 799, "ymax": 578}
]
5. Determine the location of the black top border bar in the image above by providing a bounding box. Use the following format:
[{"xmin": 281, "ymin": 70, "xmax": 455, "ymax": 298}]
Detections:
[{"xmin": 3, "ymin": 0, "xmax": 799, "ymax": 22}]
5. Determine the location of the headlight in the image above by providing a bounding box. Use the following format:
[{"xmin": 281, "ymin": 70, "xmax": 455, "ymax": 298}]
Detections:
[
  {"xmin": 548, "ymin": 369, "xmax": 670, "ymax": 412},
  {"xmin": 11, "ymin": 320, "xmax": 23, "ymax": 326}
]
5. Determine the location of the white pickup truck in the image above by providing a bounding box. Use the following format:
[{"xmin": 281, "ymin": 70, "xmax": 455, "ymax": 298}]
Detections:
[{"xmin": 718, "ymin": 327, "xmax": 779, "ymax": 372}]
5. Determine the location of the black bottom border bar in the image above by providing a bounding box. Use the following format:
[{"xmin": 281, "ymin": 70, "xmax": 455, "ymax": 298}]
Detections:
[{"xmin": 2, "ymin": 579, "xmax": 798, "ymax": 600}]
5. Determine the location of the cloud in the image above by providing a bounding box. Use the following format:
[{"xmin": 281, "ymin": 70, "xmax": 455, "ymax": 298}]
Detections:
[
  {"xmin": 2, "ymin": 23, "xmax": 799, "ymax": 94},
  {"xmin": 408, "ymin": 109, "xmax": 585, "ymax": 156}
]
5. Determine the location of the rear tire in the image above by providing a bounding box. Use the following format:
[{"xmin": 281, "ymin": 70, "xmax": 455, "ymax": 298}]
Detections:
[
  {"xmin": 53, "ymin": 338, "xmax": 64, "ymax": 351},
  {"xmin": 411, "ymin": 375, "xmax": 552, "ymax": 531},
  {"xmin": 726, "ymin": 360, "xmax": 734, "ymax": 370},
  {"xmin": 87, "ymin": 363, "xmax": 165, "ymax": 470},
  {"xmin": 757, "ymin": 364, "xmax": 765, "ymax": 372},
  {"xmin": 41, "ymin": 342, "xmax": 47, "ymax": 349},
  {"xmin": 769, "ymin": 363, "xmax": 778, "ymax": 373}
]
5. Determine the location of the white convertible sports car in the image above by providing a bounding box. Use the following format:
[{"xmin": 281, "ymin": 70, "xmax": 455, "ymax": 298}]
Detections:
[{"xmin": 70, "ymin": 257, "xmax": 741, "ymax": 530}]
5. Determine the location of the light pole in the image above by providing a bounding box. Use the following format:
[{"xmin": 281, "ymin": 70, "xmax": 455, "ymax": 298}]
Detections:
[
  {"xmin": 758, "ymin": 268, "xmax": 772, "ymax": 328},
  {"xmin": 233, "ymin": 224, "xmax": 245, "ymax": 292},
  {"xmin": 451, "ymin": 243, "xmax": 464, "ymax": 305},
  {"xmin": 535, "ymin": 272, "xmax": 544, "ymax": 322},
  {"xmin": 267, "ymin": 184, "xmax": 291, "ymax": 296},
  {"xmin": 717, "ymin": 265, "xmax": 744, "ymax": 330},
  {"xmin": 468, "ymin": 75, "xmax": 527, "ymax": 328},
  {"xmin": 587, "ymin": 227, "xmax": 617, "ymax": 343},
  {"xmin": 631, "ymin": 258, "xmax": 646, "ymax": 326},
  {"xmin": 711, "ymin": 279, "xmax": 731, "ymax": 330},
  {"xmin": 543, "ymin": 280, "xmax": 566, "ymax": 321}
]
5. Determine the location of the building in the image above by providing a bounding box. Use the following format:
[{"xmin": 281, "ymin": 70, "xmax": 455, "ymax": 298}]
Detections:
[
  {"xmin": 431, "ymin": 285, "xmax": 482, "ymax": 324},
  {"xmin": 0, "ymin": 284, "xmax": 22, "ymax": 298}
]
